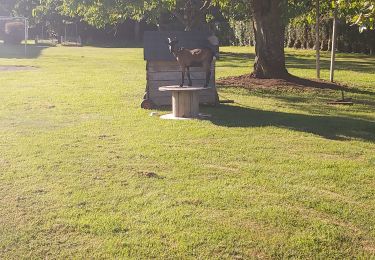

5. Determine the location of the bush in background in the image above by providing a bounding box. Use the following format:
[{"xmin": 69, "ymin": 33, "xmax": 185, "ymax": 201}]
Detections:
[{"xmin": 4, "ymin": 21, "xmax": 25, "ymax": 45}]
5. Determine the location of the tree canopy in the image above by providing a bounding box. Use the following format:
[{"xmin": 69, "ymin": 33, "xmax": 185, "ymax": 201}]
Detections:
[
  {"xmin": 2, "ymin": 0, "xmax": 373, "ymax": 78},
  {"xmin": 3, "ymin": 0, "xmax": 373, "ymax": 34}
]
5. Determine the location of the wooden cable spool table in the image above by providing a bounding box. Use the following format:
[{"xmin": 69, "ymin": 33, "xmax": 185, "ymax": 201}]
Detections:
[{"xmin": 159, "ymin": 86, "xmax": 207, "ymax": 119}]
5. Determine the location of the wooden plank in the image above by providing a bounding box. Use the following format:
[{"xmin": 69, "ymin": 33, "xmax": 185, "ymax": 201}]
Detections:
[
  {"xmin": 147, "ymin": 61, "xmax": 215, "ymax": 73},
  {"xmin": 147, "ymin": 82, "xmax": 217, "ymax": 103},
  {"xmin": 146, "ymin": 60, "xmax": 217, "ymax": 106},
  {"xmin": 151, "ymin": 93, "xmax": 216, "ymax": 107},
  {"xmin": 148, "ymin": 87, "xmax": 217, "ymax": 98},
  {"xmin": 147, "ymin": 71, "xmax": 215, "ymax": 81},
  {"xmin": 190, "ymin": 91, "xmax": 200, "ymax": 117},
  {"xmin": 151, "ymin": 96, "xmax": 171, "ymax": 106},
  {"xmin": 148, "ymin": 66, "xmax": 214, "ymax": 73},
  {"xmin": 147, "ymin": 80, "xmax": 215, "ymax": 90},
  {"xmin": 148, "ymin": 66, "xmax": 215, "ymax": 73},
  {"xmin": 149, "ymin": 88, "xmax": 217, "ymax": 98}
]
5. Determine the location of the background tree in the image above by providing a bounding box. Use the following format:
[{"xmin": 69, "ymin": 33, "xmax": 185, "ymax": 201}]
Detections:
[
  {"xmin": 4, "ymin": 0, "xmax": 373, "ymax": 79},
  {"xmin": 217, "ymin": 0, "xmax": 309, "ymax": 78},
  {"xmin": 32, "ymin": 0, "xmax": 68, "ymax": 39},
  {"xmin": 172, "ymin": 0, "xmax": 212, "ymax": 31},
  {"xmin": 249, "ymin": 0, "xmax": 289, "ymax": 78},
  {"xmin": 58, "ymin": 0, "xmax": 214, "ymax": 32}
]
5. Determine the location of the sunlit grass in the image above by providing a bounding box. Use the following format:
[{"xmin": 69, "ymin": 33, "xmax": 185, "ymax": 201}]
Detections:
[{"xmin": 0, "ymin": 44, "xmax": 374, "ymax": 258}]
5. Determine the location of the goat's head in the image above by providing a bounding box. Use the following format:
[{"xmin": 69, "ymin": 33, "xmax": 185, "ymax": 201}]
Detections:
[{"xmin": 166, "ymin": 37, "xmax": 179, "ymax": 54}]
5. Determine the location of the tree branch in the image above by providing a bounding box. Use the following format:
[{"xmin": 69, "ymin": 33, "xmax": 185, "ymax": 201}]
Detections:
[
  {"xmin": 171, "ymin": 9, "xmax": 188, "ymax": 26},
  {"xmin": 200, "ymin": 0, "xmax": 212, "ymax": 12}
]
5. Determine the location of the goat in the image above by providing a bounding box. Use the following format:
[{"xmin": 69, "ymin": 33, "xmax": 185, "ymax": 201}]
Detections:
[{"xmin": 167, "ymin": 37, "xmax": 214, "ymax": 88}]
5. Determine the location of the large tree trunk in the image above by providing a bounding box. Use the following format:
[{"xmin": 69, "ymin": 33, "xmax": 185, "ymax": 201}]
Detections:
[{"xmin": 251, "ymin": 0, "xmax": 288, "ymax": 78}]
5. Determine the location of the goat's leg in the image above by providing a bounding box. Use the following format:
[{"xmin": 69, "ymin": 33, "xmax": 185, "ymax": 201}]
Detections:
[
  {"xmin": 187, "ymin": 67, "xmax": 192, "ymax": 86},
  {"xmin": 180, "ymin": 67, "xmax": 185, "ymax": 87}
]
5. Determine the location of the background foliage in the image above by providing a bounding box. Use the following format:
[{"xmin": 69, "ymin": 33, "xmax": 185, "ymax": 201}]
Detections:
[{"xmin": 0, "ymin": 0, "xmax": 374, "ymax": 53}]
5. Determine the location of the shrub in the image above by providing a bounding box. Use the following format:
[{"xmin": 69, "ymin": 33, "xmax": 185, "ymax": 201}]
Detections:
[{"xmin": 4, "ymin": 22, "xmax": 25, "ymax": 45}]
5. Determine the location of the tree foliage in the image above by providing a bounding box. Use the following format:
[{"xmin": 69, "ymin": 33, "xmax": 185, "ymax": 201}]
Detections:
[
  {"xmin": 4, "ymin": 0, "xmax": 373, "ymax": 34},
  {"xmin": 346, "ymin": 0, "xmax": 375, "ymax": 31},
  {"xmin": 58, "ymin": 0, "xmax": 150, "ymax": 28}
]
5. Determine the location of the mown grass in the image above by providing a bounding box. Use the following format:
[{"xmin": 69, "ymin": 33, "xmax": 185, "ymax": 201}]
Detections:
[{"xmin": 0, "ymin": 43, "xmax": 374, "ymax": 259}]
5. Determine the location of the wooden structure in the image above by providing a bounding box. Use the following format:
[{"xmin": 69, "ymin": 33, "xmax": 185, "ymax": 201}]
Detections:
[
  {"xmin": 142, "ymin": 31, "xmax": 219, "ymax": 108},
  {"xmin": 0, "ymin": 16, "xmax": 29, "ymax": 56},
  {"xmin": 159, "ymin": 86, "xmax": 205, "ymax": 119}
]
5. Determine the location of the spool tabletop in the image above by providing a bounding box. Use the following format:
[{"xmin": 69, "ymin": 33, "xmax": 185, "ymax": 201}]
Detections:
[{"xmin": 159, "ymin": 86, "xmax": 207, "ymax": 119}]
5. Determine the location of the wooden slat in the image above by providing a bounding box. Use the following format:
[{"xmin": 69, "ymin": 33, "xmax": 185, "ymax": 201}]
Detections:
[
  {"xmin": 151, "ymin": 96, "xmax": 171, "ymax": 106},
  {"xmin": 148, "ymin": 66, "xmax": 213, "ymax": 73},
  {"xmin": 151, "ymin": 94, "xmax": 217, "ymax": 106},
  {"xmin": 148, "ymin": 87, "xmax": 217, "ymax": 98},
  {"xmin": 147, "ymin": 61, "xmax": 215, "ymax": 73},
  {"xmin": 147, "ymin": 71, "xmax": 215, "ymax": 81},
  {"xmin": 147, "ymin": 80, "xmax": 215, "ymax": 89},
  {"xmin": 148, "ymin": 81, "xmax": 217, "ymax": 106},
  {"xmin": 145, "ymin": 60, "xmax": 217, "ymax": 106},
  {"xmin": 149, "ymin": 89, "xmax": 217, "ymax": 98}
]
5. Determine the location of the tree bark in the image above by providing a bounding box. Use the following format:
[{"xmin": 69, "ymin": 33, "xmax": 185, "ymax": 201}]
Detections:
[
  {"xmin": 251, "ymin": 0, "xmax": 288, "ymax": 78},
  {"xmin": 316, "ymin": 0, "xmax": 320, "ymax": 79},
  {"xmin": 330, "ymin": 0, "xmax": 338, "ymax": 82}
]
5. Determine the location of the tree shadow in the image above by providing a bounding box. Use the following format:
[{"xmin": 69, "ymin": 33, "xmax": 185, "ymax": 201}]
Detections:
[
  {"xmin": 218, "ymin": 51, "xmax": 375, "ymax": 74},
  {"xmin": 286, "ymin": 75, "xmax": 375, "ymax": 96},
  {"xmin": 285, "ymin": 54, "xmax": 375, "ymax": 74},
  {"xmin": 85, "ymin": 42, "xmax": 143, "ymax": 48},
  {"xmin": 217, "ymin": 51, "xmax": 255, "ymax": 67},
  {"xmin": 220, "ymin": 51, "xmax": 255, "ymax": 61},
  {"xmin": 0, "ymin": 43, "xmax": 48, "ymax": 59},
  {"xmin": 209, "ymin": 104, "xmax": 375, "ymax": 142},
  {"xmin": 217, "ymin": 74, "xmax": 375, "ymax": 97}
]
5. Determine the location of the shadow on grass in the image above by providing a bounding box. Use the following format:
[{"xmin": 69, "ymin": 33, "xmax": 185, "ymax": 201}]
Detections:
[
  {"xmin": 219, "ymin": 51, "xmax": 375, "ymax": 74},
  {"xmin": 85, "ymin": 41, "xmax": 143, "ymax": 48},
  {"xmin": 286, "ymin": 75, "xmax": 375, "ymax": 96},
  {"xmin": 220, "ymin": 51, "xmax": 255, "ymax": 61},
  {"xmin": 0, "ymin": 43, "xmax": 49, "ymax": 59},
  {"xmin": 286, "ymin": 54, "xmax": 375, "ymax": 74},
  {"xmin": 217, "ymin": 74, "xmax": 375, "ymax": 97},
  {"xmin": 217, "ymin": 51, "xmax": 255, "ymax": 68},
  {"xmin": 210, "ymin": 104, "xmax": 375, "ymax": 142}
]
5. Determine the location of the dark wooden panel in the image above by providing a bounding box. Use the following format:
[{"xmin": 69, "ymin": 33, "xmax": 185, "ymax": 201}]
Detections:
[
  {"xmin": 147, "ymin": 80, "xmax": 215, "ymax": 89},
  {"xmin": 151, "ymin": 96, "xmax": 171, "ymax": 106},
  {"xmin": 150, "ymin": 93, "xmax": 217, "ymax": 106},
  {"xmin": 148, "ymin": 85, "xmax": 217, "ymax": 98},
  {"xmin": 147, "ymin": 60, "xmax": 216, "ymax": 73},
  {"xmin": 147, "ymin": 71, "xmax": 215, "ymax": 81},
  {"xmin": 147, "ymin": 80, "xmax": 217, "ymax": 107}
]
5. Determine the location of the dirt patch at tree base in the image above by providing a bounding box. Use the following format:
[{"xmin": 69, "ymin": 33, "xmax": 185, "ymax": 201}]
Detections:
[
  {"xmin": 217, "ymin": 74, "xmax": 352, "ymax": 93},
  {"xmin": 0, "ymin": 65, "xmax": 37, "ymax": 72}
]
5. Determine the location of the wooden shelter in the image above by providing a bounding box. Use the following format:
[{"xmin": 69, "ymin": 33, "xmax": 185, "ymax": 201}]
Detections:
[
  {"xmin": 0, "ymin": 16, "xmax": 29, "ymax": 56},
  {"xmin": 142, "ymin": 31, "xmax": 219, "ymax": 108}
]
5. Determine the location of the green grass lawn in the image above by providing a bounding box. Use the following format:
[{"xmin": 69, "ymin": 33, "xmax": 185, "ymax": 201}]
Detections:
[{"xmin": 0, "ymin": 44, "xmax": 374, "ymax": 259}]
